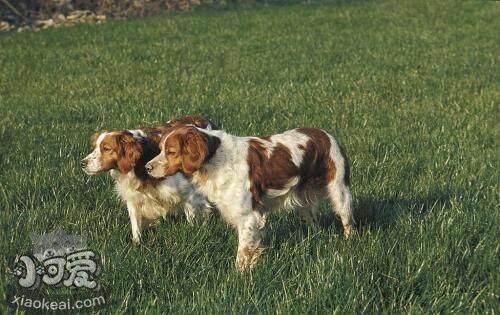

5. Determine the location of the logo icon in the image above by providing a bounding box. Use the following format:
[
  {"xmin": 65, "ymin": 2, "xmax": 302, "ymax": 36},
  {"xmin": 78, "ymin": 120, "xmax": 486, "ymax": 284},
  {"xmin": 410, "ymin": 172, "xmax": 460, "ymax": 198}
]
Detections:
[
  {"xmin": 8, "ymin": 228, "xmax": 108, "ymax": 311},
  {"xmin": 12, "ymin": 228, "xmax": 100, "ymax": 290}
]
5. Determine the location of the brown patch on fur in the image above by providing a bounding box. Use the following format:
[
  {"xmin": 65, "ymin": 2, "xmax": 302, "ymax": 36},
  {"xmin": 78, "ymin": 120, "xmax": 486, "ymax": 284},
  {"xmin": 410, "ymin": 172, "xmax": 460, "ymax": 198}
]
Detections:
[
  {"xmin": 247, "ymin": 139, "xmax": 299, "ymax": 208},
  {"xmin": 325, "ymin": 158, "xmax": 336, "ymax": 183},
  {"xmin": 138, "ymin": 116, "xmax": 217, "ymax": 150},
  {"xmin": 116, "ymin": 132, "xmax": 143, "ymax": 174},
  {"xmin": 297, "ymin": 128, "xmax": 351, "ymax": 187},
  {"xmin": 295, "ymin": 128, "xmax": 335, "ymax": 189},
  {"xmin": 180, "ymin": 129, "xmax": 210, "ymax": 175},
  {"xmin": 166, "ymin": 115, "xmax": 218, "ymax": 130},
  {"xmin": 247, "ymin": 128, "xmax": 349, "ymax": 210},
  {"xmin": 247, "ymin": 139, "xmax": 268, "ymax": 207},
  {"xmin": 151, "ymin": 115, "xmax": 218, "ymax": 137},
  {"xmin": 161, "ymin": 126, "xmax": 220, "ymax": 177}
]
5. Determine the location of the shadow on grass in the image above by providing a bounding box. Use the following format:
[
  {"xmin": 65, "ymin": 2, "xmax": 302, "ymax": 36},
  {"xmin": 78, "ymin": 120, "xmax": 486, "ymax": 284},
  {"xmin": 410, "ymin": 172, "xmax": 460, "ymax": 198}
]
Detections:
[
  {"xmin": 354, "ymin": 190, "xmax": 453, "ymax": 229},
  {"xmin": 269, "ymin": 190, "xmax": 453, "ymax": 248}
]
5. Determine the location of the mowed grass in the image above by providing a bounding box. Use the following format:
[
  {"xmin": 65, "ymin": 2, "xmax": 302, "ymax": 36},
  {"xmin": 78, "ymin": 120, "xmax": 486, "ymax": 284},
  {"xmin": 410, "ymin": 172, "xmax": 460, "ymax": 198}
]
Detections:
[{"xmin": 0, "ymin": 0, "xmax": 498, "ymax": 313}]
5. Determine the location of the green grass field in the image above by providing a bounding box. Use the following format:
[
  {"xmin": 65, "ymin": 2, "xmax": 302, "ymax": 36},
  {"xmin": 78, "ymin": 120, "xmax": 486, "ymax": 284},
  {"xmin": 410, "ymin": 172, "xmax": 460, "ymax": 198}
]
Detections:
[{"xmin": 1, "ymin": 0, "xmax": 498, "ymax": 313}]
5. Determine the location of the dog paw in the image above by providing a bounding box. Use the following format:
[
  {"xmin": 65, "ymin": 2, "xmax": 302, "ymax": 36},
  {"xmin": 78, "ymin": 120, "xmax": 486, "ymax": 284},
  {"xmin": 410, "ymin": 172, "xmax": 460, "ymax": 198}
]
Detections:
[
  {"xmin": 235, "ymin": 247, "xmax": 263, "ymax": 271},
  {"xmin": 132, "ymin": 236, "xmax": 141, "ymax": 245},
  {"xmin": 343, "ymin": 224, "xmax": 356, "ymax": 238},
  {"xmin": 185, "ymin": 213, "xmax": 195, "ymax": 225}
]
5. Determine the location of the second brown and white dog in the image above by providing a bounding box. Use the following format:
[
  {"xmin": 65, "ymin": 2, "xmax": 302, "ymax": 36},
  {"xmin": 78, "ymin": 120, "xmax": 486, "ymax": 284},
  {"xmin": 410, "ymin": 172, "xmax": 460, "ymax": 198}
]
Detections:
[
  {"xmin": 146, "ymin": 126, "xmax": 353, "ymax": 269},
  {"xmin": 81, "ymin": 116, "xmax": 215, "ymax": 244}
]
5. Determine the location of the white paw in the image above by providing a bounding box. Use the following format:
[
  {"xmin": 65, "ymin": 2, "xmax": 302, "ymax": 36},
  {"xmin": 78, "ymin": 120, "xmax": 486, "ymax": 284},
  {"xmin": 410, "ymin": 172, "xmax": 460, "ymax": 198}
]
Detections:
[
  {"xmin": 235, "ymin": 247, "xmax": 263, "ymax": 271},
  {"xmin": 132, "ymin": 236, "xmax": 141, "ymax": 245}
]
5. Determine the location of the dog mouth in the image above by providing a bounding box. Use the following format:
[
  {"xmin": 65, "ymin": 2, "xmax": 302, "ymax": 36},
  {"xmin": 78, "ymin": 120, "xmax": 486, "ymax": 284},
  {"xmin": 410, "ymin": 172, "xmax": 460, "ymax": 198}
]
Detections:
[
  {"xmin": 147, "ymin": 170, "xmax": 162, "ymax": 178},
  {"xmin": 82, "ymin": 167, "xmax": 99, "ymax": 176},
  {"xmin": 146, "ymin": 167, "xmax": 166, "ymax": 179}
]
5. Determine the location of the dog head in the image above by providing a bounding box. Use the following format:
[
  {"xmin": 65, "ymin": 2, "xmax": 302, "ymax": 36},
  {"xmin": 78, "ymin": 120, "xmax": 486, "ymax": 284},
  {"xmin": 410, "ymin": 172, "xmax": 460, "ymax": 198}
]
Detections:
[
  {"xmin": 81, "ymin": 130, "xmax": 142, "ymax": 175},
  {"xmin": 146, "ymin": 126, "xmax": 220, "ymax": 178}
]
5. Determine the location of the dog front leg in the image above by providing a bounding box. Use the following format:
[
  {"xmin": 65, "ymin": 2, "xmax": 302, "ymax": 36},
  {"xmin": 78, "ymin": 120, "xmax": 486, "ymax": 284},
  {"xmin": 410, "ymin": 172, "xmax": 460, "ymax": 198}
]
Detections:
[
  {"xmin": 182, "ymin": 201, "xmax": 196, "ymax": 224},
  {"xmin": 235, "ymin": 213, "xmax": 262, "ymax": 271},
  {"xmin": 126, "ymin": 201, "xmax": 143, "ymax": 244},
  {"xmin": 183, "ymin": 190, "xmax": 212, "ymax": 223}
]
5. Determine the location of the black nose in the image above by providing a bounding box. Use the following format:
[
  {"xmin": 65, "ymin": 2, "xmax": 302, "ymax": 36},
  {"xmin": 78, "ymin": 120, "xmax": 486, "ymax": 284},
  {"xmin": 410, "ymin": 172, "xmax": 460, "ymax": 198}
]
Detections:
[
  {"xmin": 145, "ymin": 164, "xmax": 153, "ymax": 173},
  {"xmin": 80, "ymin": 160, "xmax": 88, "ymax": 168}
]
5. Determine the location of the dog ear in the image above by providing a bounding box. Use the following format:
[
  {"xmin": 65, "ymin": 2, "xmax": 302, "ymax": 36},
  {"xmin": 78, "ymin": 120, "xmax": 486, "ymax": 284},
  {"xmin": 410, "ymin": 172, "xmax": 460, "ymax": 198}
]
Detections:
[
  {"xmin": 181, "ymin": 130, "xmax": 207, "ymax": 176},
  {"xmin": 181, "ymin": 129, "xmax": 220, "ymax": 176},
  {"xmin": 117, "ymin": 133, "xmax": 142, "ymax": 173}
]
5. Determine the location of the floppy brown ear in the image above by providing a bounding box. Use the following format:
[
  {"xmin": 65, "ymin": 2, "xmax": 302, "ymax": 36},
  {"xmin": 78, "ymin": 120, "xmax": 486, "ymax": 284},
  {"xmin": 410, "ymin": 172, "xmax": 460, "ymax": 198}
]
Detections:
[
  {"xmin": 117, "ymin": 133, "xmax": 142, "ymax": 173},
  {"xmin": 181, "ymin": 129, "xmax": 220, "ymax": 175},
  {"xmin": 181, "ymin": 130, "xmax": 208, "ymax": 176}
]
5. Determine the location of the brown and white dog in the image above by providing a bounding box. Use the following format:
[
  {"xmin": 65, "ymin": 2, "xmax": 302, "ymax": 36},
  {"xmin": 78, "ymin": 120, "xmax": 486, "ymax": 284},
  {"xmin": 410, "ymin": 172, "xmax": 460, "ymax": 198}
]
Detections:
[
  {"xmin": 146, "ymin": 126, "xmax": 353, "ymax": 269},
  {"xmin": 81, "ymin": 116, "xmax": 216, "ymax": 244}
]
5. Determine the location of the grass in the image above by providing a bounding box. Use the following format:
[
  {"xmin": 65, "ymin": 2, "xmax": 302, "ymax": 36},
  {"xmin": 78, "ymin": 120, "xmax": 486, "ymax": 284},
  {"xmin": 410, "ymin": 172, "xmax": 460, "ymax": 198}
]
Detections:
[{"xmin": 0, "ymin": 0, "xmax": 498, "ymax": 313}]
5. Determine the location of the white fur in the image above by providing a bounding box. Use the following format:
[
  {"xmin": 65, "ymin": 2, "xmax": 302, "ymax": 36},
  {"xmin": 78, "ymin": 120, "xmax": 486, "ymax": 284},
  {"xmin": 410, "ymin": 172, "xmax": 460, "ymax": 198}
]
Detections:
[
  {"xmin": 110, "ymin": 169, "xmax": 208, "ymax": 243},
  {"xmin": 82, "ymin": 130, "xmax": 209, "ymax": 244},
  {"xmin": 82, "ymin": 132, "xmax": 109, "ymax": 175},
  {"xmin": 129, "ymin": 129, "xmax": 148, "ymax": 139},
  {"xmin": 325, "ymin": 133, "xmax": 353, "ymax": 232},
  {"xmin": 187, "ymin": 128, "xmax": 353, "ymax": 270},
  {"xmin": 268, "ymin": 130, "xmax": 310, "ymax": 167}
]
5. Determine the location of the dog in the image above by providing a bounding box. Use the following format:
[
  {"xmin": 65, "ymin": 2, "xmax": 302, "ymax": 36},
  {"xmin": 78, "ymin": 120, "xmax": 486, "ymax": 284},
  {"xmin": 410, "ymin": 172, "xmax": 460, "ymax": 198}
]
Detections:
[
  {"xmin": 81, "ymin": 116, "xmax": 216, "ymax": 244},
  {"xmin": 145, "ymin": 126, "xmax": 353, "ymax": 269}
]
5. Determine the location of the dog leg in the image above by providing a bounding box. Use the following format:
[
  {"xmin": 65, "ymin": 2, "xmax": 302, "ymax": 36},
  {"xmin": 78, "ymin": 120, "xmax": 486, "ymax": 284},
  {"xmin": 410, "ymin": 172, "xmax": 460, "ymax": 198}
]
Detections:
[
  {"xmin": 295, "ymin": 203, "xmax": 319, "ymax": 226},
  {"xmin": 127, "ymin": 201, "xmax": 143, "ymax": 244},
  {"xmin": 183, "ymin": 190, "xmax": 212, "ymax": 223},
  {"xmin": 258, "ymin": 212, "xmax": 267, "ymax": 229},
  {"xmin": 235, "ymin": 213, "xmax": 262, "ymax": 271},
  {"xmin": 182, "ymin": 202, "xmax": 196, "ymax": 224},
  {"xmin": 327, "ymin": 180, "xmax": 355, "ymax": 237}
]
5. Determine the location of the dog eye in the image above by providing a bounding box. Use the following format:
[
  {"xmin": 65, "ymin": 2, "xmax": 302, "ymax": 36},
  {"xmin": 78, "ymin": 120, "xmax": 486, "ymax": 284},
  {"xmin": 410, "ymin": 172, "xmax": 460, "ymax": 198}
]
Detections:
[
  {"xmin": 103, "ymin": 147, "xmax": 112, "ymax": 152},
  {"xmin": 167, "ymin": 150, "xmax": 177, "ymax": 155}
]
